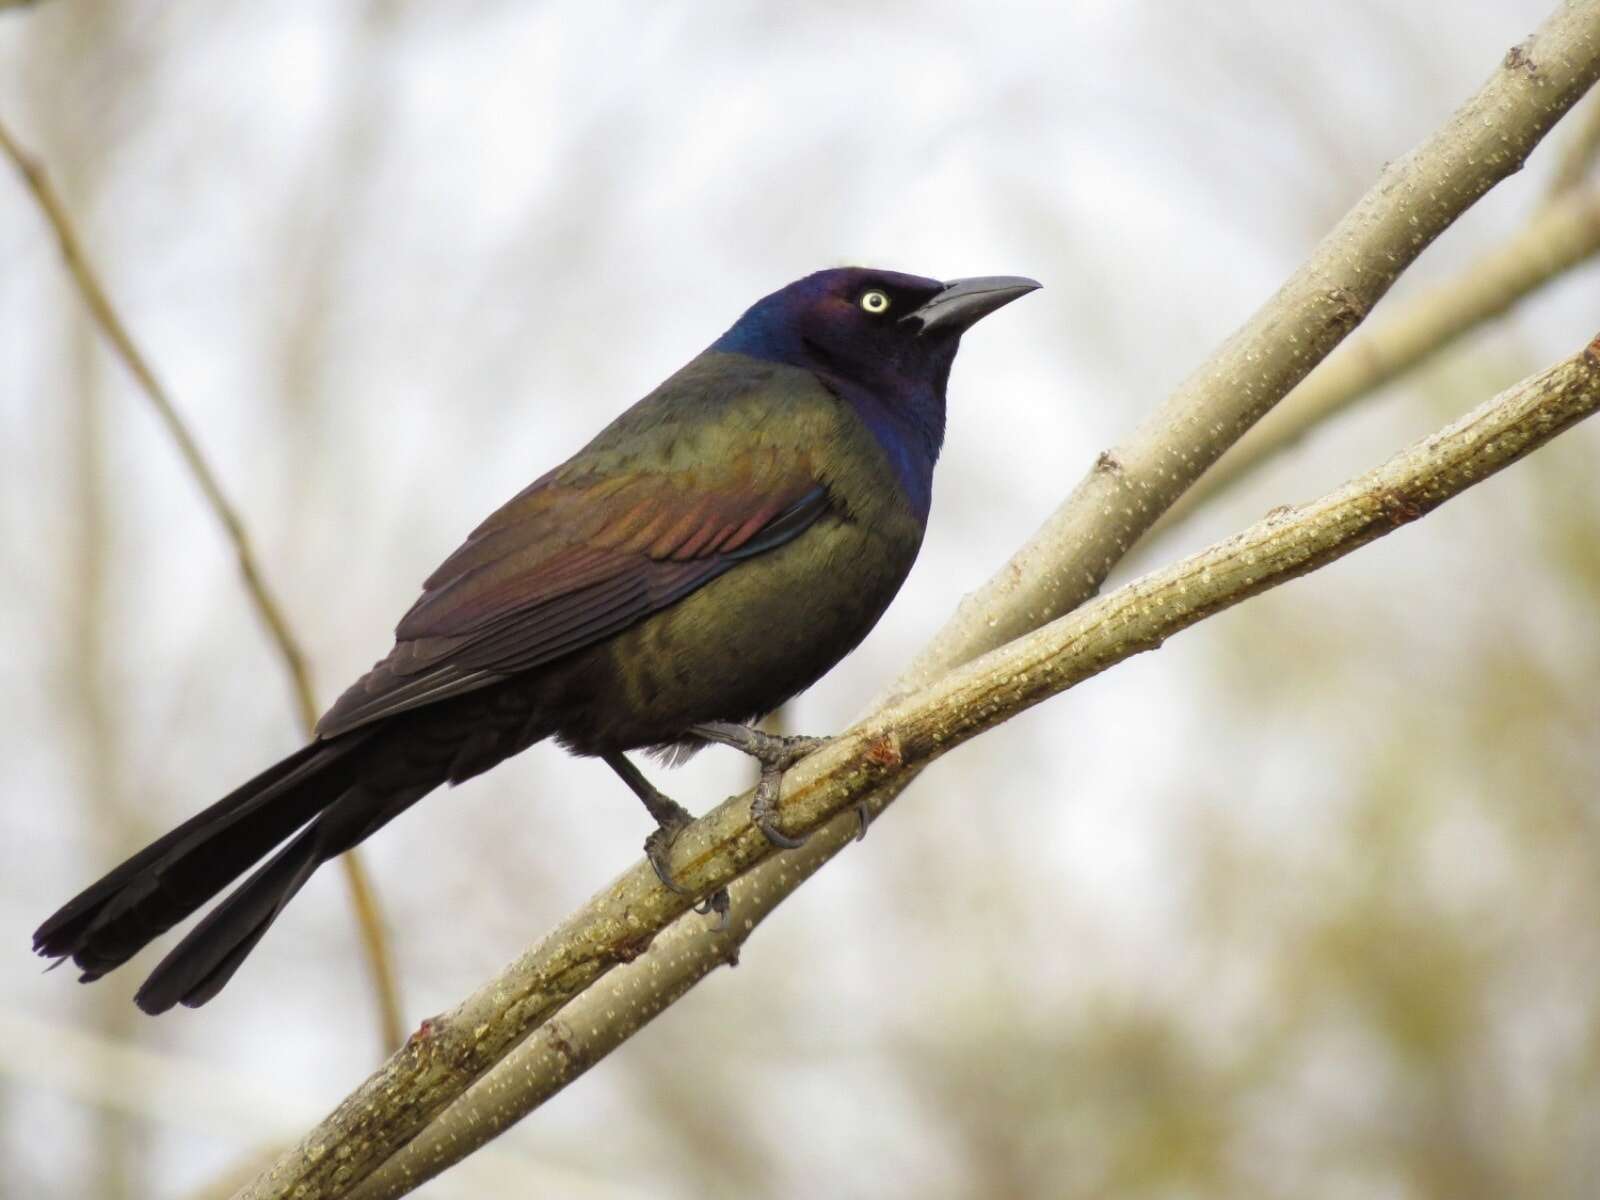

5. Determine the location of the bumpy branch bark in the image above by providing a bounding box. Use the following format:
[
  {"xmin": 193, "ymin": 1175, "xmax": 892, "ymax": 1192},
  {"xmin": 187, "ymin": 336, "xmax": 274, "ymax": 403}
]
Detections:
[
  {"xmin": 0, "ymin": 117, "xmax": 404, "ymax": 1053},
  {"xmin": 1150, "ymin": 176, "xmax": 1600, "ymax": 540}
]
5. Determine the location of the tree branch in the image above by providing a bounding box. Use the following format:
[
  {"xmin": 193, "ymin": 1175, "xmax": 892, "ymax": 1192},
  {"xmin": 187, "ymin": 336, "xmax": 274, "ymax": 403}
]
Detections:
[
  {"xmin": 234, "ymin": 6, "xmax": 1600, "ymax": 1197},
  {"xmin": 0, "ymin": 116, "xmax": 404, "ymax": 1053},
  {"xmin": 1148, "ymin": 176, "xmax": 1600, "ymax": 541}
]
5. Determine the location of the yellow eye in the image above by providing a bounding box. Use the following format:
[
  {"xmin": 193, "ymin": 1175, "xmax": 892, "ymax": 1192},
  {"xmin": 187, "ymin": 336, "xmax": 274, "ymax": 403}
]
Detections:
[{"xmin": 859, "ymin": 289, "xmax": 891, "ymax": 314}]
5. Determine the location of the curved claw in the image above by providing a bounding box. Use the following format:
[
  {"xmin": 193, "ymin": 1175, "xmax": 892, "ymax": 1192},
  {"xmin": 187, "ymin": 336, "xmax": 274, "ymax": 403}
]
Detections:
[
  {"xmin": 644, "ymin": 825, "xmax": 694, "ymax": 896},
  {"xmin": 695, "ymin": 888, "xmax": 731, "ymax": 930},
  {"xmin": 751, "ymin": 769, "xmax": 808, "ymax": 849},
  {"xmin": 647, "ymin": 827, "xmax": 731, "ymax": 926},
  {"xmin": 853, "ymin": 800, "xmax": 872, "ymax": 843}
]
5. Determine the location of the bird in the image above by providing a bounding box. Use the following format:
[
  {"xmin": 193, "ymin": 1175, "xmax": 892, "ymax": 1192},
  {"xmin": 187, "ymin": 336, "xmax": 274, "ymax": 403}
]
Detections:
[{"xmin": 34, "ymin": 266, "xmax": 1040, "ymax": 1013}]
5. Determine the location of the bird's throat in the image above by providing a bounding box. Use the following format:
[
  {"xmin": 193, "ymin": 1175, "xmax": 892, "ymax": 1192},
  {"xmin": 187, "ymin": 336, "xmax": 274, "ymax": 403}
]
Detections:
[{"xmin": 833, "ymin": 378, "xmax": 944, "ymax": 520}]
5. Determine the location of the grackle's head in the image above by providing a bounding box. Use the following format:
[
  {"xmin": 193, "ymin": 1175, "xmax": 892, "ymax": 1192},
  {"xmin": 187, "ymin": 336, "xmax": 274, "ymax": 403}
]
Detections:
[{"xmin": 711, "ymin": 267, "xmax": 1039, "ymax": 399}]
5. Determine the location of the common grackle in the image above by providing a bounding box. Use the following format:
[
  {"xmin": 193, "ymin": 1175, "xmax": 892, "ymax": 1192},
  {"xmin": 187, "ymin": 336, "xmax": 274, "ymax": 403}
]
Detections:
[{"xmin": 34, "ymin": 267, "xmax": 1039, "ymax": 1012}]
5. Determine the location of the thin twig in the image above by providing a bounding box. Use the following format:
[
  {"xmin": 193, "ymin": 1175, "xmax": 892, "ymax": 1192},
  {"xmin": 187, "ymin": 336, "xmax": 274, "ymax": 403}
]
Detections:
[
  {"xmin": 339, "ymin": 855, "xmax": 399, "ymax": 1048},
  {"xmin": 263, "ymin": 329, "xmax": 1600, "ymax": 1200},
  {"xmin": 0, "ymin": 115, "xmax": 404, "ymax": 1052}
]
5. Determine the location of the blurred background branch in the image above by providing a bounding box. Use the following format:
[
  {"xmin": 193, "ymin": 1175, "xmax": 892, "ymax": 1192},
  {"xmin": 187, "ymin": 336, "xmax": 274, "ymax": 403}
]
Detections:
[
  {"xmin": 1544, "ymin": 87, "xmax": 1600, "ymax": 196},
  {"xmin": 0, "ymin": 116, "xmax": 404, "ymax": 1054}
]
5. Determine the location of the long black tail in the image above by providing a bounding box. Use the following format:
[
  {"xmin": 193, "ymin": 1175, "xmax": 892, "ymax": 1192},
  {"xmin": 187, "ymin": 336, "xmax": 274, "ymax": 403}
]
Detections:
[
  {"xmin": 31, "ymin": 728, "xmax": 423, "ymax": 1013},
  {"xmin": 37, "ymin": 676, "xmax": 556, "ymax": 1012}
]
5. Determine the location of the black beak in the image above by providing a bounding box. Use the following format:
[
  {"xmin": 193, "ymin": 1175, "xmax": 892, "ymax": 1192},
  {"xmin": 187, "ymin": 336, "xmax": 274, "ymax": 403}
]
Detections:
[{"xmin": 904, "ymin": 275, "xmax": 1041, "ymax": 335}]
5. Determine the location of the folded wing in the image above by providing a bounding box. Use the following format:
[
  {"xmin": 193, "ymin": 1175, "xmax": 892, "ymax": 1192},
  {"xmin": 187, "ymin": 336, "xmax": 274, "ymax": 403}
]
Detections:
[{"xmin": 317, "ymin": 458, "xmax": 829, "ymax": 737}]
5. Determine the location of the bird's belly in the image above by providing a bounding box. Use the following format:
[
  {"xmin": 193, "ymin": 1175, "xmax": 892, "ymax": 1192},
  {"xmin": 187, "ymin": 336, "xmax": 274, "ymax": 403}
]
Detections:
[{"xmin": 546, "ymin": 517, "xmax": 918, "ymax": 754}]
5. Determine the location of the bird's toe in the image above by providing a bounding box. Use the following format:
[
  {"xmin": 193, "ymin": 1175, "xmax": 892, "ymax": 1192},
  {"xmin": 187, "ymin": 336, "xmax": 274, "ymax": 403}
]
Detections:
[
  {"xmin": 750, "ymin": 769, "xmax": 808, "ymax": 850},
  {"xmin": 644, "ymin": 823, "xmax": 694, "ymax": 896}
]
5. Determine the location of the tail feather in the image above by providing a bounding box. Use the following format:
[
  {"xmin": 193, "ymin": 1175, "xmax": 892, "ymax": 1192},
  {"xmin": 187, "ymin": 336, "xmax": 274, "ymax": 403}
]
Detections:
[
  {"xmin": 134, "ymin": 779, "xmax": 433, "ymax": 1013},
  {"xmin": 33, "ymin": 732, "xmax": 379, "ymax": 981},
  {"xmin": 35, "ymin": 675, "xmax": 551, "ymax": 1011},
  {"xmin": 135, "ymin": 824, "xmax": 326, "ymax": 1013}
]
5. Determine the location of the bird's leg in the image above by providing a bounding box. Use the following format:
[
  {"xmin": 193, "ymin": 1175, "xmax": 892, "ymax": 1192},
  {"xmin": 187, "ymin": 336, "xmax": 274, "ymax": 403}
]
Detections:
[
  {"xmin": 690, "ymin": 721, "xmax": 831, "ymax": 850},
  {"xmin": 602, "ymin": 752, "xmax": 728, "ymax": 923}
]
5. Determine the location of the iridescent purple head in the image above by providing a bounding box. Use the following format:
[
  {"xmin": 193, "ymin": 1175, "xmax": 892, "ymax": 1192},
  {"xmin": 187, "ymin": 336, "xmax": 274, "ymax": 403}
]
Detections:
[
  {"xmin": 712, "ymin": 266, "xmax": 1039, "ymax": 517},
  {"xmin": 712, "ymin": 267, "xmax": 1038, "ymax": 400}
]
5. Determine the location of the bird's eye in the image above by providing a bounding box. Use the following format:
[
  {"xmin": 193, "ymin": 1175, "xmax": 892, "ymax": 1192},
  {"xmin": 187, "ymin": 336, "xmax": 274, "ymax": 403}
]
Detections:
[{"xmin": 859, "ymin": 289, "xmax": 891, "ymax": 315}]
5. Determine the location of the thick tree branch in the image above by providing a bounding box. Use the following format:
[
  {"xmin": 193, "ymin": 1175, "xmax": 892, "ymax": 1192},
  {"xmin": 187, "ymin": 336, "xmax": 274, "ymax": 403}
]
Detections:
[
  {"xmin": 236, "ymin": 7, "xmax": 1600, "ymax": 1197},
  {"xmin": 255, "ymin": 329, "xmax": 1600, "ymax": 1200},
  {"xmin": 0, "ymin": 116, "xmax": 403, "ymax": 1053},
  {"xmin": 1149, "ymin": 176, "xmax": 1600, "ymax": 541}
]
